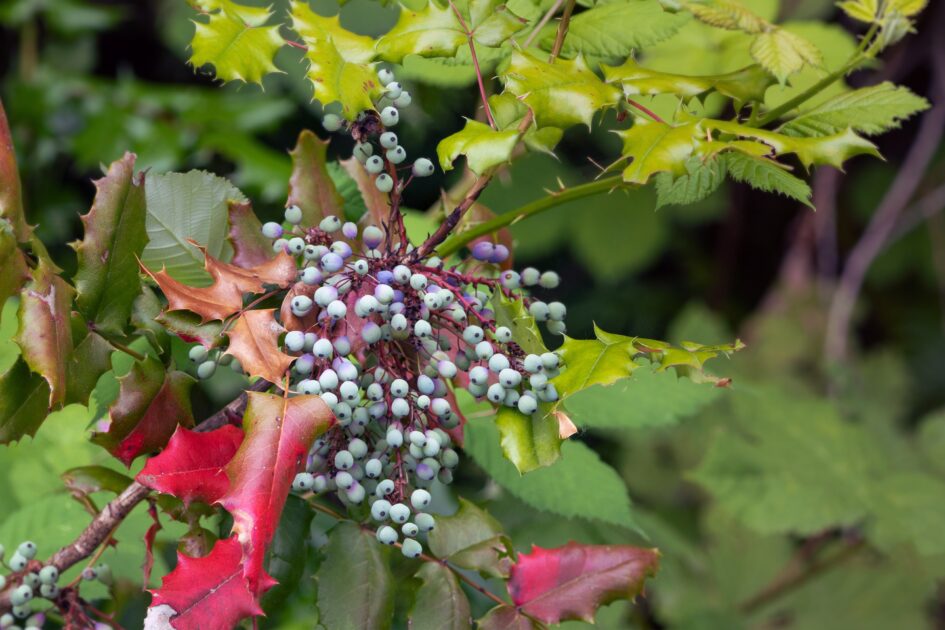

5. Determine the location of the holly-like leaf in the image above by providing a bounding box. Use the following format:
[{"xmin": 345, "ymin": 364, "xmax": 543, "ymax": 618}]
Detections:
[
  {"xmin": 290, "ymin": 1, "xmax": 380, "ymax": 119},
  {"xmin": 65, "ymin": 316, "xmax": 114, "ymax": 406},
  {"xmin": 15, "ymin": 259, "xmax": 75, "ymax": 408},
  {"xmin": 603, "ymin": 59, "xmax": 775, "ymax": 104},
  {"xmin": 148, "ymin": 536, "xmax": 262, "ymax": 630},
  {"xmin": 488, "ymin": 92, "xmax": 563, "ymax": 155},
  {"xmin": 410, "ymin": 563, "xmax": 472, "ymax": 630},
  {"xmin": 778, "ymin": 82, "xmax": 930, "ymax": 137},
  {"xmin": 629, "ymin": 334, "xmax": 743, "ymax": 380},
  {"xmin": 62, "ymin": 466, "xmax": 134, "ymax": 497},
  {"xmin": 227, "ymin": 200, "xmax": 272, "ymax": 268},
  {"xmin": 507, "ymin": 542, "xmax": 660, "ymax": 624},
  {"xmin": 136, "ymin": 425, "xmax": 244, "ymax": 506},
  {"xmin": 341, "ymin": 157, "xmax": 391, "ymax": 232},
  {"xmin": 0, "ymin": 224, "xmax": 28, "ymax": 315},
  {"xmin": 72, "ymin": 152, "xmax": 147, "ymax": 335},
  {"xmin": 428, "ymin": 498, "xmax": 514, "ymax": 578},
  {"xmin": 140, "ymin": 170, "xmax": 247, "ymax": 285},
  {"xmin": 491, "ymin": 292, "xmax": 547, "ymax": 356},
  {"xmin": 0, "ymin": 99, "xmax": 29, "ymax": 243},
  {"xmin": 477, "ymin": 605, "xmax": 534, "ymax": 630},
  {"xmin": 750, "ymin": 28, "xmax": 822, "ymax": 85},
  {"xmin": 143, "ymin": 245, "xmax": 296, "ymax": 322},
  {"xmin": 286, "ymin": 129, "xmax": 346, "ymax": 227},
  {"xmin": 553, "ymin": 325, "xmax": 638, "ymax": 399},
  {"xmin": 317, "ymin": 521, "xmax": 394, "ymax": 629},
  {"xmin": 494, "ymin": 406, "xmax": 562, "ymax": 472},
  {"xmin": 0, "ymin": 358, "xmax": 49, "ymax": 444},
  {"xmin": 654, "ymin": 156, "xmax": 726, "ymax": 208},
  {"xmin": 502, "ymin": 51, "xmax": 621, "ymax": 129},
  {"xmin": 437, "ymin": 119, "xmax": 519, "ymax": 175},
  {"xmin": 189, "ymin": 0, "xmax": 285, "ymax": 85},
  {"xmin": 723, "ymin": 152, "xmax": 813, "ymax": 206},
  {"xmin": 92, "ymin": 356, "xmax": 196, "ymax": 466},
  {"xmin": 220, "ymin": 391, "xmax": 333, "ymax": 593},
  {"xmin": 615, "ymin": 118, "xmax": 702, "ymax": 185},
  {"xmin": 261, "ymin": 495, "xmax": 314, "ymax": 610},
  {"xmin": 548, "ymin": 0, "xmax": 689, "ymax": 58},
  {"xmin": 224, "ymin": 309, "xmax": 295, "ymax": 384}
]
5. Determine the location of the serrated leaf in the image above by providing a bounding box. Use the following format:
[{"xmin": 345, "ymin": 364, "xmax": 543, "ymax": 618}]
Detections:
[
  {"xmin": 92, "ymin": 356, "xmax": 196, "ymax": 467},
  {"xmin": 779, "ymin": 82, "xmax": 930, "ymax": 137},
  {"xmin": 437, "ymin": 119, "xmax": 519, "ymax": 175},
  {"xmin": 0, "ymin": 100, "xmax": 29, "ymax": 243},
  {"xmin": 889, "ymin": 0, "xmax": 927, "ymax": 16},
  {"xmin": 62, "ymin": 465, "xmax": 134, "ymax": 496},
  {"xmin": 491, "ymin": 291, "xmax": 547, "ymax": 356},
  {"xmin": 0, "ymin": 358, "xmax": 49, "ymax": 444},
  {"xmin": 478, "ymin": 605, "xmax": 534, "ymax": 629},
  {"xmin": 189, "ymin": 0, "xmax": 284, "ymax": 85},
  {"xmin": 684, "ymin": 0, "xmax": 767, "ymax": 32},
  {"xmin": 750, "ymin": 28, "xmax": 822, "ymax": 85},
  {"xmin": 507, "ymin": 542, "xmax": 660, "ymax": 624},
  {"xmin": 867, "ymin": 472, "xmax": 945, "ymax": 557},
  {"xmin": 630, "ymin": 334, "xmax": 743, "ymax": 377},
  {"xmin": 340, "ymin": 157, "xmax": 390, "ymax": 232},
  {"xmin": 220, "ymin": 391, "xmax": 332, "ymax": 593},
  {"xmin": 137, "ymin": 425, "xmax": 244, "ymax": 506},
  {"xmin": 564, "ymin": 364, "xmax": 721, "ymax": 429},
  {"xmin": 503, "ymin": 50, "xmax": 621, "ymax": 129},
  {"xmin": 615, "ymin": 118, "xmax": 702, "ymax": 185},
  {"xmin": 0, "ymin": 225, "xmax": 28, "ymax": 315},
  {"xmin": 290, "ymin": 1, "xmax": 380, "ymax": 118},
  {"xmin": 140, "ymin": 170, "xmax": 246, "ymax": 285},
  {"xmin": 553, "ymin": 326, "xmax": 638, "ymax": 399},
  {"xmin": 72, "ymin": 153, "xmax": 147, "ymax": 335},
  {"xmin": 317, "ymin": 521, "xmax": 394, "ymax": 630},
  {"xmin": 428, "ymin": 498, "xmax": 514, "ymax": 578},
  {"xmin": 224, "ymin": 309, "xmax": 295, "ymax": 384},
  {"xmin": 261, "ymin": 495, "xmax": 315, "ymax": 610},
  {"xmin": 838, "ymin": 0, "xmax": 877, "ymax": 22},
  {"xmin": 494, "ymin": 406, "xmax": 562, "ymax": 472},
  {"xmin": 227, "ymin": 200, "xmax": 272, "ymax": 268},
  {"xmin": 410, "ymin": 563, "xmax": 473, "ymax": 630},
  {"xmin": 548, "ymin": 0, "xmax": 689, "ymax": 57},
  {"xmin": 148, "ymin": 536, "xmax": 262, "ymax": 630},
  {"xmin": 464, "ymin": 414, "xmax": 638, "ymax": 531},
  {"xmin": 15, "ymin": 259, "xmax": 74, "ymax": 408},
  {"xmin": 489, "ymin": 92, "xmax": 564, "ymax": 155},
  {"xmin": 723, "ymin": 152, "xmax": 812, "ymax": 206},
  {"xmin": 287, "ymin": 129, "xmax": 346, "ymax": 227},
  {"xmin": 603, "ymin": 59, "xmax": 775, "ymax": 104},
  {"xmin": 654, "ymin": 156, "xmax": 726, "ymax": 208},
  {"xmin": 65, "ymin": 316, "xmax": 113, "ymax": 406}
]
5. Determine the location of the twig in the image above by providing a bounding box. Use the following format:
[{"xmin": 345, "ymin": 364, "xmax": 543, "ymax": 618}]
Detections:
[
  {"xmin": 824, "ymin": 46, "xmax": 945, "ymax": 363},
  {"xmin": 95, "ymin": 332, "xmax": 147, "ymax": 362},
  {"xmin": 449, "ymin": 0, "xmax": 497, "ymax": 129},
  {"xmin": 626, "ymin": 99, "xmax": 665, "ymax": 124},
  {"xmin": 522, "ymin": 0, "xmax": 564, "ymax": 48},
  {"xmin": 0, "ymin": 379, "xmax": 272, "ymax": 612}
]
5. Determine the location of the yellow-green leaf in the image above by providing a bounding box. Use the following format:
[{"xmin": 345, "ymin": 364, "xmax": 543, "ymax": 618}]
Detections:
[
  {"xmin": 889, "ymin": 0, "xmax": 927, "ymax": 16},
  {"xmin": 290, "ymin": 1, "xmax": 380, "ymax": 119},
  {"xmin": 684, "ymin": 0, "xmax": 767, "ymax": 32},
  {"xmin": 750, "ymin": 28, "xmax": 822, "ymax": 85},
  {"xmin": 189, "ymin": 0, "xmax": 284, "ymax": 85},
  {"xmin": 614, "ymin": 119, "xmax": 702, "ymax": 185},
  {"xmin": 437, "ymin": 119, "xmax": 519, "ymax": 175},
  {"xmin": 603, "ymin": 59, "xmax": 776, "ymax": 104},
  {"xmin": 553, "ymin": 325, "xmax": 639, "ymax": 399},
  {"xmin": 502, "ymin": 50, "xmax": 621, "ymax": 129},
  {"xmin": 838, "ymin": 0, "xmax": 878, "ymax": 22}
]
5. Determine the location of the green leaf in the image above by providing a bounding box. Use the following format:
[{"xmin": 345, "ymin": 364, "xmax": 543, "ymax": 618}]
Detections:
[
  {"xmin": 61, "ymin": 465, "xmax": 134, "ymax": 496},
  {"xmin": 889, "ymin": 0, "xmax": 927, "ymax": 17},
  {"xmin": 494, "ymin": 405, "xmax": 562, "ymax": 473},
  {"xmin": 547, "ymin": 0, "xmax": 689, "ymax": 57},
  {"xmin": 688, "ymin": 387, "xmax": 879, "ymax": 535},
  {"xmin": 503, "ymin": 50, "xmax": 621, "ymax": 129},
  {"xmin": 603, "ymin": 59, "xmax": 775, "ymax": 104},
  {"xmin": 140, "ymin": 170, "xmax": 245, "ymax": 286},
  {"xmin": 437, "ymin": 119, "xmax": 519, "ymax": 175},
  {"xmin": 317, "ymin": 521, "xmax": 394, "ymax": 629},
  {"xmin": 723, "ymin": 152, "xmax": 812, "ymax": 207},
  {"xmin": 290, "ymin": 1, "xmax": 381, "ymax": 118},
  {"xmin": 615, "ymin": 119, "xmax": 702, "ymax": 185},
  {"xmin": 684, "ymin": 0, "xmax": 767, "ymax": 32},
  {"xmin": 779, "ymin": 82, "xmax": 930, "ymax": 137},
  {"xmin": 189, "ymin": 0, "xmax": 285, "ymax": 85},
  {"xmin": 0, "ymin": 225, "xmax": 27, "ymax": 316},
  {"xmin": 65, "ymin": 317, "xmax": 114, "ymax": 406},
  {"xmin": 654, "ymin": 156, "xmax": 726, "ymax": 208},
  {"xmin": 750, "ymin": 28, "xmax": 822, "ymax": 85},
  {"xmin": 15, "ymin": 260, "xmax": 75, "ymax": 408},
  {"xmin": 464, "ymin": 413, "xmax": 639, "ymax": 532},
  {"xmin": 553, "ymin": 325, "xmax": 638, "ymax": 399},
  {"xmin": 564, "ymin": 364, "xmax": 722, "ymax": 430},
  {"xmin": 0, "ymin": 358, "xmax": 49, "ymax": 444},
  {"xmin": 629, "ymin": 334, "xmax": 743, "ymax": 377},
  {"xmin": 491, "ymin": 291, "xmax": 548, "ymax": 356},
  {"xmin": 867, "ymin": 472, "xmax": 945, "ymax": 557},
  {"xmin": 838, "ymin": 0, "xmax": 878, "ymax": 22},
  {"xmin": 287, "ymin": 129, "xmax": 346, "ymax": 227},
  {"xmin": 262, "ymin": 495, "xmax": 315, "ymax": 611},
  {"xmin": 73, "ymin": 153, "xmax": 147, "ymax": 335},
  {"xmin": 410, "ymin": 563, "xmax": 473, "ymax": 630},
  {"xmin": 488, "ymin": 92, "xmax": 563, "ymax": 155},
  {"xmin": 427, "ymin": 498, "xmax": 514, "ymax": 578}
]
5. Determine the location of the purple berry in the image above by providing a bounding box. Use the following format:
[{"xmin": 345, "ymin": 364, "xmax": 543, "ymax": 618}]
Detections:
[
  {"xmin": 470, "ymin": 241, "xmax": 495, "ymax": 261},
  {"xmin": 489, "ymin": 244, "xmax": 509, "ymax": 263}
]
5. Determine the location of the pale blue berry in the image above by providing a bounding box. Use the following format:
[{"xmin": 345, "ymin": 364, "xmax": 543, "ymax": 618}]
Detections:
[
  {"xmin": 523, "ymin": 354, "xmax": 542, "ymax": 373},
  {"xmin": 292, "ymin": 473, "xmax": 315, "ymax": 492},
  {"xmin": 335, "ymin": 450, "xmax": 354, "ymax": 470},
  {"xmin": 365, "ymin": 458, "xmax": 383, "ymax": 478},
  {"xmin": 521, "ymin": 267, "xmax": 540, "ymax": 286},
  {"xmin": 394, "ymin": 91, "xmax": 412, "ymax": 107},
  {"xmin": 318, "ymin": 369, "xmax": 339, "ymax": 391},
  {"xmin": 384, "ymin": 82, "xmax": 403, "ymax": 99},
  {"xmin": 386, "ymin": 146, "xmax": 406, "ymax": 164},
  {"xmin": 39, "ymin": 565, "xmax": 58, "ymax": 585},
  {"xmin": 327, "ymin": 300, "xmax": 347, "ymax": 320},
  {"xmin": 415, "ymin": 513, "xmax": 436, "ymax": 532},
  {"xmin": 499, "ymin": 368, "xmax": 522, "ymax": 388},
  {"xmin": 401, "ymin": 538, "xmax": 422, "ymax": 558},
  {"xmin": 488, "ymin": 353, "xmax": 510, "ymax": 373},
  {"xmin": 371, "ymin": 499, "xmax": 392, "ymax": 521},
  {"xmin": 376, "ymin": 479, "xmax": 396, "ymax": 497},
  {"xmin": 188, "ymin": 345, "xmax": 209, "ymax": 363},
  {"xmin": 402, "ymin": 522, "xmax": 419, "ymax": 537},
  {"xmin": 284, "ymin": 205, "xmax": 303, "ymax": 224},
  {"xmin": 261, "ymin": 222, "xmax": 283, "ymax": 239},
  {"xmin": 291, "ymin": 295, "xmax": 314, "ymax": 316},
  {"xmin": 389, "ymin": 503, "xmax": 411, "ymax": 523},
  {"xmin": 541, "ymin": 352, "xmax": 560, "ymax": 369},
  {"xmin": 517, "ymin": 395, "xmax": 538, "ymax": 414},
  {"xmin": 301, "ymin": 267, "xmax": 322, "ymax": 285},
  {"xmin": 273, "ymin": 238, "xmax": 288, "ymax": 253},
  {"xmin": 412, "ymin": 158, "xmax": 434, "ymax": 177},
  {"xmin": 475, "ymin": 340, "xmax": 494, "ymax": 360},
  {"xmin": 353, "ymin": 142, "xmax": 374, "ymax": 162},
  {"xmin": 378, "ymin": 68, "xmax": 395, "ymax": 84},
  {"xmin": 377, "ymin": 525, "xmax": 398, "ymax": 545},
  {"xmin": 380, "ymin": 106, "xmax": 399, "ymax": 126},
  {"xmin": 529, "ymin": 301, "xmax": 550, "ymax": 321},
  {"xmin": 487, "ymin": 383, "xmax": 506, "ymax": 403},
  {"xmin": 539, "ymin": 271, "xmax": 560, "ymax": 289},
  {"xmin": 380, "ymin": 132, "xmax": 398, "ymax": 149},
  {"xmin": 363, "ymin": 225, "xmax": 384, "ymax": 249},
  {"xmin": 287, "ymin": 237, "xmax": 305, "ymax": 255},
  {"xmin": 197, "ymin": 361, "xmax": 216, "ymax": 380},
  {"xmin": 469, "ymin": 365, "xmax": 489, "ymax": 386},
  {"xmin": 463, "ymin": 325, "xmax": 484, "ymax": 344},
  {"xmin": 494, "ymin": 326, "xmax": 512, "ymax": 343},
  {"xmin": 285, "ymin": 331, "xmax": 306, "ymax": 352},
  {"xmin": 314, "ymin": 285, "xmax": 338, "ymax": 307},
  {"xmin": 322, "ymin": 113, "xmax": 343, "ymax": 132},
  {"xmin": 548, "ymin": 302, "xmax": 567, "ymax": 321},
  {"xmin": 365, "ymin": 155, "xmax": 385, "ymax": 174},
  {"xmin": 298, "ymin": 379, "xmax": 321, "ymax": 395}
]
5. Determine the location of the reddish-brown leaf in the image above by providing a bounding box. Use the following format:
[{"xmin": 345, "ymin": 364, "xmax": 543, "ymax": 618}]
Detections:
[
  {"xmin": 341, "ymin": 157, "xmax": 390, "ymax": 238},
  {"xmin": 219, "ymin": 392, "xmax": 333, "ymax": 594},
  {"xmin": 0, "ymin": 98, "xmax": 29, "ymax": 242},
  {"xmin": 225, "ymin": 309, "xmax": 295, "ymax": 385},
  {"xmin": 93, "ymin": 357, "xmax": 196, "ymax": 467},
  {"xmin": 0, "ymin": 227, "xmax": 28, "ymax": 317},
  {"xmin": 148, "ymin": 536, "xmax": 262, "ymax": 630},
  {"xmin": 143, "ymin": 501, "xmax": 162, "ymax": 586},
  {"xmin": 507, "ymin": 542, "xmax": 660, "ymax": 624},
  {"xmin": 200, "ymin": 242, "xmax": 296, "ymax": 295},
  {"xmin": 279, "ymin": 282, "xmax": 317, "ymax": 333},
  {"xmin": 14, "ymin": 259, "xmax": 75, "ymax": 408},
  {"xmin": 478, "ymin": 605, "xmax": 536, "ymax": 630},
  {"xmin": 136, "ymin": 425, "xmax": 244, "ymax": 506},
  {"xmin": 287, "ymin": 130, "xmax": 345, "ymax": 226},
  {"xmin": 227, "ymin": 200, "xmax": 273, "ymax": 268}
]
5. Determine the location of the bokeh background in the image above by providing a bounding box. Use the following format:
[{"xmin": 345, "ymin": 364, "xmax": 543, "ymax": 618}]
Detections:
[{"xmin": 1, "ymin": 0, "xmax": 944, "ymax": 627}]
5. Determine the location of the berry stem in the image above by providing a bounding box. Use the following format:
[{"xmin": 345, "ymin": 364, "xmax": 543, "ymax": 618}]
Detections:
[{"xmin": 448, "ymin": 0, "xmax": 498, "ymax": 130}]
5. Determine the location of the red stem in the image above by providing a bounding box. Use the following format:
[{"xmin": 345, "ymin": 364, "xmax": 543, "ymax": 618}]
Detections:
[
  {"xmin": 627, "ymin": 98, "xmax": 665, "ymax": 124},
  {"xmin": 448, "ymin": 0, "xmax": 498, "ymax": 129}
]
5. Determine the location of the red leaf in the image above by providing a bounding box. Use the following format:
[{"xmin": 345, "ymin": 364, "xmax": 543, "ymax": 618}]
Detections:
[
  {"xmin": 507, "ymin": 542, "xmax": 660, "ymax": 624},
  {"xmin": 93, "ymin": 357, "xmax": 196, "ymax": 466},
  {"xmin": 219, "ymin": 392, "xmax": 333, "ymax": 594},
  {"xmin": 136, "ymin": 425, "xmax": 244, "ymax": 506},
  {"xmin": 149, "ymin": 536, "xmax": 262, "ymax": 630},
  {"xmin": 341, "ymin": 156, "xmax": 389, "ymax": 238},
  {"xmin": 224, "ymin": 309, "xmax": 295, "ymax": 385},
  {"xmin": 227, "ymin": 200, "xmax": 273, "ymax": 268}
]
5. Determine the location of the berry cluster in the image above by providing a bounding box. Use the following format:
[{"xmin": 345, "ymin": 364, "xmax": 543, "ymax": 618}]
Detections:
[
  {"xmin": 186, "ymin": 66, "xmax": 569, "ymax": 558},
  {"xmin": 0, "ymin": 541, "xmax": 111, "ymax": 628}
]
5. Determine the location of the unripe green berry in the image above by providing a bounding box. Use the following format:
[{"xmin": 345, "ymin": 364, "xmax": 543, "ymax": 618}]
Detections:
[
  {"xmin": 322, "ymin": 113, "xmax": 343, "ymax": 132},
  {"xmin": 38, "ymin": 566, "xmax": 58, "ymax": 585},
  {"xmin": 375, "ymin": 173, "xmax": 394, "ymax": 193},
  {"xmin": 9, "ymin": 552, "xmax": 27, "ymax": 572},
  {"xmin": 16, "ymin": 543, "xmax": 36, "ymax": 560},
  {"xmin": 412, "ymin": 158, "xmax": 434, "ymax": 177},
  {"xmin": 188, "ymin": 345, "xmax": 209, "ymax": 362},
  {"xmin": 364, "ymin": 155, "xmax": 385, "ymax": 174},
  {"xmin": 197, "ymin": 360, "xmax": 216, "ymax": 380},
  {"xmin": 284, "ymin": 205, "xmax": 303, "ymax": 225}
]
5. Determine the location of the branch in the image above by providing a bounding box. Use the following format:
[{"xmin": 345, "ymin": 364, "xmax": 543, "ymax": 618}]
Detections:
[{"xmin": 0, "ymin": 379, "xmax": 272, "ymax": 613}]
